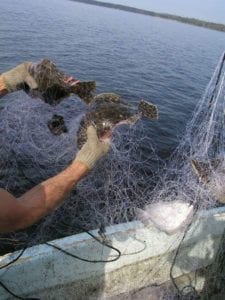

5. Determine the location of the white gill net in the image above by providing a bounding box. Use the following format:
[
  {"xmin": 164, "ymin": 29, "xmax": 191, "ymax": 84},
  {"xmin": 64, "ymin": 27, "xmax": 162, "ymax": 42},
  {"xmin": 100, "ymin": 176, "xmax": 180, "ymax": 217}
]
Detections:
[
  {"xmin": 134, "ymin": 52, "xmax": 225, "ymax": 299},
  {"xmin": 0, "ymin": 89, "xmax": 160, "ymax": 254},
  {"xmin": 0, "ymin": 53, "xmax": 225, "ymax": 299},
  {"xmin": 144, "ymin": 51, "xmax": 225, "ymax": 212}
]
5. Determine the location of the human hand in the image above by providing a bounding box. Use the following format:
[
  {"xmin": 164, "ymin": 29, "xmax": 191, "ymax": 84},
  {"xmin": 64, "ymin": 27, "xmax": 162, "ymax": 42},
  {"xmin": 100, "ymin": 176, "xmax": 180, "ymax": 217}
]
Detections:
[
  {"xmin": 28, "ymin": 59, "xmax": 81, "ymax": 104},
  {"xmin": 74, "ymin": 126, "xmax": 110, "ymax": 170},
  {"xmin": 1, "ymin": 62, "xmax": 38, "ymax": 92},
  {"xmin": 64, "ymin": 76, "xmax": 80, "ymax": 87}
]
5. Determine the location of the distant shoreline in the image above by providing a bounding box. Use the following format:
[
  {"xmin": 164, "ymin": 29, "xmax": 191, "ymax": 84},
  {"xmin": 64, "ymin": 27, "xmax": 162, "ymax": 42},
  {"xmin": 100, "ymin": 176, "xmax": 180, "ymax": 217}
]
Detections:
[{"xmin": 71, "ymin": 0, "xmax": 225, "ymax": 33}]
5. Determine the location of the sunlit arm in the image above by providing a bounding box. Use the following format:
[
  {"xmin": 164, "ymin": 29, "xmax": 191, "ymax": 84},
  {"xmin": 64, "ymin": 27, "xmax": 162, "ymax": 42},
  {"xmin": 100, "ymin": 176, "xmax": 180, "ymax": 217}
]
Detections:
[{"xmin": 0, "ymin": 162, "xmax": 88, "ymax": 233}]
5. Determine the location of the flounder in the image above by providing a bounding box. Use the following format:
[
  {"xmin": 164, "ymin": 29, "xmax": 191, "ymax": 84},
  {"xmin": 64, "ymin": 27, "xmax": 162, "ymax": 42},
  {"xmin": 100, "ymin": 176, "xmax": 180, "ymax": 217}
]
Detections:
[
  {"xmin": 76, "ymin": 93, "xmax": 158, "ymax": 148},
  {"xmin": 29, "ymin": 58, "xmax": 96, "ymax": 105},
  {"xmin": 30, "ymin": 59, "xmax": 158, "ymax": 147}
]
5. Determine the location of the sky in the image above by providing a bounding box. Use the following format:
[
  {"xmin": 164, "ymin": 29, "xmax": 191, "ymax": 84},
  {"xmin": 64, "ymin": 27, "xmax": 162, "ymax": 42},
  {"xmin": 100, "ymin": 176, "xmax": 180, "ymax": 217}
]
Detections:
[{"xmin": 98, "ymin": 0, "xmax": 225, "ymax": 24}]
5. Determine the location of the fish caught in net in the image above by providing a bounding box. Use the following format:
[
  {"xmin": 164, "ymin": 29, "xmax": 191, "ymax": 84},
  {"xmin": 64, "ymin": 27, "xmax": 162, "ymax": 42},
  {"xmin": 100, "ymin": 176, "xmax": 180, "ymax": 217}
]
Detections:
[
  {"xmin": 0, "ymin": 53, "xmax": 225, "ymax": 300},
  {"xmin": 0, "ymin": 65, "xmax": 159, "ymax": 254},
  {"xmin": 29, "ymin": 58, "xmax": 96, "ymax": 105}
]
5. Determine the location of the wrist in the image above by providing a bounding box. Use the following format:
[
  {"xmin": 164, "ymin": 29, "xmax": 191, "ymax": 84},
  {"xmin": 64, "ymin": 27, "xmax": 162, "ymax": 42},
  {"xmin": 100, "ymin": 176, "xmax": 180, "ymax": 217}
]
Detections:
[
  {"xmin": 74, "ymin": 152, "xmax": 98, "ymax": 170},
  {"xmin": 68, "ymin": 161, "xmax": 89, "ymax": 178}
]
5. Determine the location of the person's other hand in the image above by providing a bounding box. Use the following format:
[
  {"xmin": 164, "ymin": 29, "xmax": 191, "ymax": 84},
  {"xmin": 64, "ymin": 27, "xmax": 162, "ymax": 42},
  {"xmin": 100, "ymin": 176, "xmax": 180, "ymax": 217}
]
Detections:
[
  {"xmin": 74, "ymin": 126, "xmax": 110, "ymax": 170},
  {"xmin": 1, "ymin": 62, "xmax": 38, "ymax": 92}
]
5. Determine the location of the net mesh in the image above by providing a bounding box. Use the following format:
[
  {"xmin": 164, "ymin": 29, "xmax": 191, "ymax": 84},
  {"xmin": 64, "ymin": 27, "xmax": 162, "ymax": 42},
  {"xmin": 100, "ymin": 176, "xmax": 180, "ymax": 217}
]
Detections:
[
  {"xmin": 144, "ymin": 52, "xmax": 225, "ymax": 210},
  {"xmin": 0, "ymin": 89, "xmax": 160, "ymax": 253},
  {"xmin": 135, "ymin": 52, "xmax": 225, "ymax": 298},
  {"xmin": 0, "ymin": 53, "xmax": 225, "ymax": 299}
]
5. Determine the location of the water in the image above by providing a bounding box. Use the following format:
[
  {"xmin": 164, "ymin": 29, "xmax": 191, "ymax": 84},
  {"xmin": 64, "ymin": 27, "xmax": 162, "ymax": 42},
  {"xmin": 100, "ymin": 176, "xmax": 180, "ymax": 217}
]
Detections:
[{"xmin": 0, "ymin": 0, "xmax": 225, "ymax": 157}]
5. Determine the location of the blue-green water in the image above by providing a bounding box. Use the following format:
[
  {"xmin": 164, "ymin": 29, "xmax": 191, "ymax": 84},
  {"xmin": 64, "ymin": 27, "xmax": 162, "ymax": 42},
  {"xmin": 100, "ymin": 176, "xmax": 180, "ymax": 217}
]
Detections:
[{"xmin": 1, "ymin": 0, "xmax": 225, "ymax": 156}]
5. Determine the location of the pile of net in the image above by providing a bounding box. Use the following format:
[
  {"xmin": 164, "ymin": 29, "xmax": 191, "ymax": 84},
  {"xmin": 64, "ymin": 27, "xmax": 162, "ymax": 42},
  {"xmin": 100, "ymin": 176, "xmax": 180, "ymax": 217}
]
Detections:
[
  {"xmin": 0, "ymin": 52, "xmax": 225, "ymax": 299},
  {"xmin": 135, "ymin": 52, "xmax": 225, "ymax": 299},
  {"xmin": 0, "ymin": 89, "xmax": 160, "ymax": 253},
  {"xmin": 144, "ymin": 52, "xmax": 225, "ymax": 212}
]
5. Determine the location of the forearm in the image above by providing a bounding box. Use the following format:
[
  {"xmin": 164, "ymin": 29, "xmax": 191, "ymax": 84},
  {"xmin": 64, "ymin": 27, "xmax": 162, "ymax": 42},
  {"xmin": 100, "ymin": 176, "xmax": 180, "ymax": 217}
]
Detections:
[
  {"xmin": 16, "ymin": 162, "xmax": 88, "ymax": 230},
  {"xmin": 0, "ymin": 124, "xmax": 109, "ymax": 233}
]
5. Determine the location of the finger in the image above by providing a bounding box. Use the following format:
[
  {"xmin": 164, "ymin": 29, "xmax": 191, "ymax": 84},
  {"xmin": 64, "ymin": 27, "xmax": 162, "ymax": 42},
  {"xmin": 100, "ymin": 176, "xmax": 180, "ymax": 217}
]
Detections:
[
  {"xmin": 28, "ymin": 62, "xmax": 37, "ymax": 76},
  {"xmin": 64, "ymin": 76, "xmax": 74, "ymax": 84},
  {"xmin": 64, "ymin": 76, "xmax": 80, "ymax": 86},
  {"xmin": 86, "ymin": 125, "xmax": 98, "ymax": 144},
  {"xmin": 70, "ymin": 80, "xmax": 80, "ymax": 86},
  {"xmin": 101, "ymin": 140, "xmax": 111, "ymax": 154},
  {"xmin": 25, "ymin": 75, "xmax": 38, "ymax": 89}
]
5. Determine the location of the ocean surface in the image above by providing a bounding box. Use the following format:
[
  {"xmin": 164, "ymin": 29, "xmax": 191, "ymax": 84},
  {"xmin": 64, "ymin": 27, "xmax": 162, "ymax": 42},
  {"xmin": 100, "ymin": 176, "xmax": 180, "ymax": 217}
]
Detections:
[{"xmin": 1, "ymin": 0, "xmax": 225, "ymax": 157}]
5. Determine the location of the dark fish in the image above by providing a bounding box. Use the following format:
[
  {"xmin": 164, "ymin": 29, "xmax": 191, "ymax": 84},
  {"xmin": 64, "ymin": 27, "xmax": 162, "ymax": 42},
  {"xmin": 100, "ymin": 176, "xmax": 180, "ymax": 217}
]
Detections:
[
  {"xmin": 29, "ymin": 59, "xmax": 96, "ymax": 105},
  {"xmin": 47, "ymin": 114, "xmax": 68, "ymax": 135},
  {"xmin": 28, "ymin": 59, "xmax": 158, "ymax": 146},
  {"xmin": 77, "ymin": 93, "xmax": 158, "ymax": 148}
]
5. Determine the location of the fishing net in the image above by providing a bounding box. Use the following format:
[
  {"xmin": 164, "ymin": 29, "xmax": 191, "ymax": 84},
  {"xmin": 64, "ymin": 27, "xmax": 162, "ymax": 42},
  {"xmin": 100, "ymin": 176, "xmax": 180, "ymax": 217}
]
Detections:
[
  {"xmin": 138, "ymin": 51, "xmax": 225, "ymax": 220},
  {"xmin": 134, "ymin": 52, "xmax": 225, "ymax": 298},
  {"xmin": 149, "ymin": 51, "xmax": 225, "ymax": 212},
  {"xmin": 0, "ymin": 53, "xmax": 225, "ymax": 299},
  {"xmin": 0, "ymin": 84, "xmax": 160, "ymax": 254}
]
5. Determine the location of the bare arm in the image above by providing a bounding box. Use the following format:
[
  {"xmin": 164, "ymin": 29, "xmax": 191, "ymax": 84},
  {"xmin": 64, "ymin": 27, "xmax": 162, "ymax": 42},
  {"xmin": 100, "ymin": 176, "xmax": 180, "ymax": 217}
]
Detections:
[
  {"xmin": 0, "ymin": 63, "xmax": 110, "ymax": 233},
  {"xmin": 0, "ymin": 72, "xmax": 87, "ymax": 232},
  {"xmin": 0, "ymin": 162, "xmax": 88, "ymax": 233},
  {"xmin": 0, "ymin": 126, "xmax": 110, "ymax": 233}
]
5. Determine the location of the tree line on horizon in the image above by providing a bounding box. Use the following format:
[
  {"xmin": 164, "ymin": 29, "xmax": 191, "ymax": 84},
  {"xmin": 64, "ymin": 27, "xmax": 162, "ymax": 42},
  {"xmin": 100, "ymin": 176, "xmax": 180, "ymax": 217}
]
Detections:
[{"xmin": 71, "ymin": 0, "xmax": 225, "ymax": 33}]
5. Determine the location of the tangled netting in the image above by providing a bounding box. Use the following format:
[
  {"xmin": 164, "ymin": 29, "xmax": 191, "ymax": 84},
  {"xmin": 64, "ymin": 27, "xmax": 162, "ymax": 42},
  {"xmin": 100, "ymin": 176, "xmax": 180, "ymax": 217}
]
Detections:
[
  {"xmin": 0, "ymin": 91, "xmax": 160, "ymax": 253},
  {"xmin": 0, "ymin": 53, "xmax": 225, "ymax": 299},
  {"xmin": 144, "ymin": 52, "xmax": 225, "ymax": 211},
  {"xmin": 136, "ymin": 52, "xmax": 225, "ymax": 299}
]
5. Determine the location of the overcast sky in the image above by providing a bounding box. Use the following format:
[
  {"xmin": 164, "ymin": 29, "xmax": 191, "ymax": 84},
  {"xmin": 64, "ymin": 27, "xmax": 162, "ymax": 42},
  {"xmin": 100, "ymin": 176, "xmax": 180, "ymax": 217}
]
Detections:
[{"xmin": 98, "ymin": 0, "xmax": 225, "ymax": 24}]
